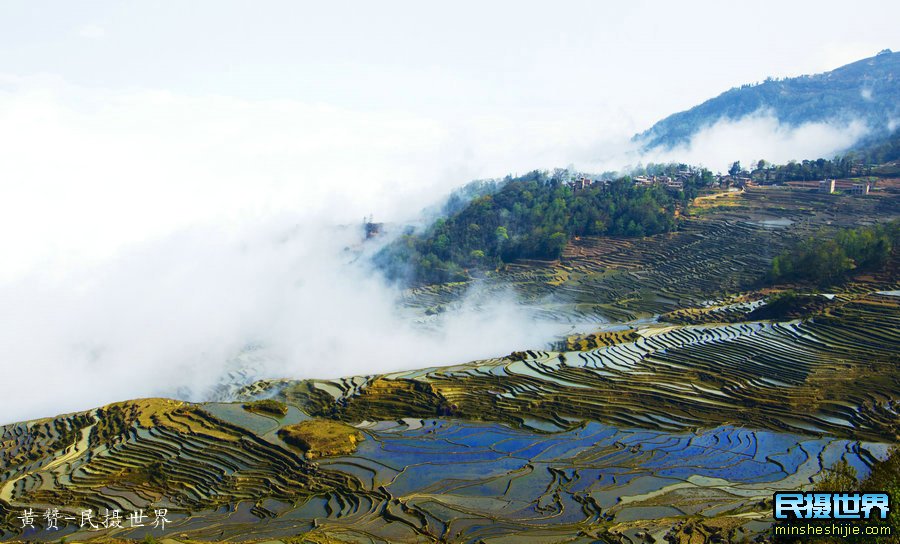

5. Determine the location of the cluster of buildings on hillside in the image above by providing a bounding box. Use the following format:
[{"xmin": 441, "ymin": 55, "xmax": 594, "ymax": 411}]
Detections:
[
  {"xmin": 818, "ymin": 179, "xmax": 870, "ymax": 195},
  {"xmin": 567, "ymin": 172, "xmax": 692, "ymax": 192},
  {"xmin": 633, "ymin": 175, "xmax": 685, "ymax": 190},
  {"xmin": 569, "ymin": 176, "xmax": 599, "ymax": 191},
  {"xmin": 566, "ymin": 171, "xmax": 873, "ymax": 196}
]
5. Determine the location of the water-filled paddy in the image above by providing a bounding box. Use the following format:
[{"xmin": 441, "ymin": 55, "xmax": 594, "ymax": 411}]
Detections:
[{"xmin": 311, "ymin": 418, "xmax": 887, "ymax": 530}]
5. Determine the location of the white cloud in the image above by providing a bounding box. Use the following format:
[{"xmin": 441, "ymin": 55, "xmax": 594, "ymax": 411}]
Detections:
[
  {"xmin": 628, "ymin": 110, "xmax": 871, "ymax": 173},
  {"xmin": 0, "ymin": 75, "xmax": 627, "ymax": 283},
  {"xmin": 0, "ymin": 215, "xmax": 571, "ymax": 424},
  {"xmin": 77, "ymin": 24, "xmax": 105, "ymax": 40},
  {"xmin": 0, "ymin": 76, "xmax": 605, "ymax": 424}
]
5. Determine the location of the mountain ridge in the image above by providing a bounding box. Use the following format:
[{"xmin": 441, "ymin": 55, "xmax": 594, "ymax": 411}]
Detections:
[{"xmin": 636, "ymin": 49, "xmax": 900, "ymax": 152}]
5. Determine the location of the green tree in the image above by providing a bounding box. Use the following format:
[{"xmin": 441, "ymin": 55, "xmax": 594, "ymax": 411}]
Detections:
[{"xmin": 812, "ymin": 458, "xmax": 858, "ymax": 492}]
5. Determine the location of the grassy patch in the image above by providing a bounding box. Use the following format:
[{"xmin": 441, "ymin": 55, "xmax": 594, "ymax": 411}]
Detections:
[
  {"xmin": 242, "ymin": 399, "xmax": 289, "ymax": 417},
  {"xmin": 563, "ymin": 329, "xmax": 641, "ymax": 350},
  {"xmin": 277, "ymin": 419, "xmax": 364, "ymax": 459}
]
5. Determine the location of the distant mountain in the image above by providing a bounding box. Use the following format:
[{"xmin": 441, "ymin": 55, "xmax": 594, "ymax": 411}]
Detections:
[{"xmin": 636, "ymin": 49, "xmax": 900, "ymax": 152}]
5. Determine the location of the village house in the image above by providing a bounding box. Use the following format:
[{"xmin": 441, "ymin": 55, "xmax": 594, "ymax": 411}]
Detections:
[
  {"xmin": 665, "ymin": 179, "xmax": 684, "ymax": 191},
  {"xmin": 570, "ymin": 176, "xmax": 592, "ymax": 191},
  {"xmin": 849, "ymin": 182, "xmax": 870, "ymax": 196}
]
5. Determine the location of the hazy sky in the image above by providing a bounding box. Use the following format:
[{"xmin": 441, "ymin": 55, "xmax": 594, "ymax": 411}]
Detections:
[
  {"xmin": 1, "ymin": 2, "xmax": 899, "ymax": 422},
  {"xmin": 2, "ymin": 1, "xmax": 896, "ymax": 113}
]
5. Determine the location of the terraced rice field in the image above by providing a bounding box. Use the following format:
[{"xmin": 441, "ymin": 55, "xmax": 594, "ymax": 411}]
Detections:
[
  {"xmin": 1, "ymin": 186, "xmax": 897, "ymax": 543},
  {"xmin": 0, "ymin": 410, "xmax": 890, "ymax": 543},
  {"xmin": 7, "ymin": 290, "xmax": 887, "ymax": 540},
  {"xmin": 274, "ymin": 293, "xmax": 899, "ymax": 443},
  {"xmin": 403, "ymin": 186, "xmax": 900, "ymax": 322}
]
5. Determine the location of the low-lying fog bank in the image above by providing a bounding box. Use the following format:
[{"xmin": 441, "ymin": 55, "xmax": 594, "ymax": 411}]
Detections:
[{"xmin": 0, "ymin": 217, "xmax": 579, "ymax": 425}]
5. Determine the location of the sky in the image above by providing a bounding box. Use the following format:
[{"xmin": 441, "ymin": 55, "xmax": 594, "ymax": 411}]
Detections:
[{"xmin": 0, "ymin": 1, "xmax": 898, "ymax": 423}]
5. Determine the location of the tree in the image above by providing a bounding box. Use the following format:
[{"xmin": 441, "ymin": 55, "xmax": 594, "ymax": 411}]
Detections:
[
  {"xmin": 374, "ymin": 169, "xmax": 686, "ymax": 285},
  {"xmin": 766, "ymin": 221, "xmax": 897, "ymax": 286},
  {"xmin": 729, "ymin": 161, "xmax": 742, "ymax": 177},
  {"xmin": 546, "ymin": 232, "xmax": 568, "ymax": 259},
  {"xmin": 813, "ymin": 458, "xmax": 858, "ymax": 492}
]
